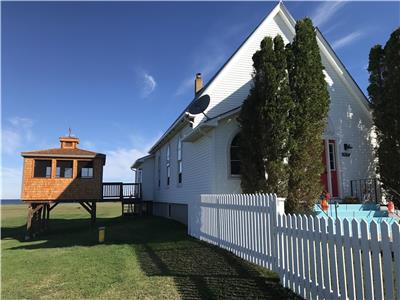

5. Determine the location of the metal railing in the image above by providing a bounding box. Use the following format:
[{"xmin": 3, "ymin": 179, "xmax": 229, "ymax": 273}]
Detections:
[
  {"xmin": 350, "ymin": 178, "xmax": 382, "ymax": 203},
  {"xmin": 102, "ymin": 182, "xmax": 141, "ymax": 200}
]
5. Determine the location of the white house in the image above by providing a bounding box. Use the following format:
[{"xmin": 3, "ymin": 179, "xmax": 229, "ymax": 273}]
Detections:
[{"xmin": 132, "ymin": 3, "xmax": 375, "ymax": 225}]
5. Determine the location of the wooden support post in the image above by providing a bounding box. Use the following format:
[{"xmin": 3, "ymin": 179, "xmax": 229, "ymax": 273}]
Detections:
[
  {"xmin": 25, "ymin": 205, "xmax": 33, "ymax": 240},
  {"xmin": 91, "ymin": 201, "xmax": 96, "ymax": 225},
  {"xmin": 46, "ymin": 204, "xmax": 50, "ymax": 229}
]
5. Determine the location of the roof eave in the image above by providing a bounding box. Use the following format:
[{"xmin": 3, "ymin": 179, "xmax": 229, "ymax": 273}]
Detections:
[
  {"xmin": 131, "ymin": 154, "xmax": 154, "ymax": 169},
  {"xmin": 21, "ymin": 153, "xmax": 106, "ymax": 159}
]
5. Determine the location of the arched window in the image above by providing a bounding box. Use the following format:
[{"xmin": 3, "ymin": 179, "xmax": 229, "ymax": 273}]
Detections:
[{"xmin": 230, "ymin": 134, "xmax": 241, "ymax": 175}]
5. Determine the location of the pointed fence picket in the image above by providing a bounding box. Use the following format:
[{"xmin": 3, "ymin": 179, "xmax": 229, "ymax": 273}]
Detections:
[{"xmin": 188, "ymin": 193, "xmax": 400, "ymax": 300}]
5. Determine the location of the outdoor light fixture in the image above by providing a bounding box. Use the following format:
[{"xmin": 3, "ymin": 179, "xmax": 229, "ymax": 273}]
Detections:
[{"xmin": 344, "ymin": 143, "xmax": 353, "ymax": 151}]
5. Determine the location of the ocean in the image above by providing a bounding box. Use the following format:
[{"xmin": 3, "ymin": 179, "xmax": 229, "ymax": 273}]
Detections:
[{"xmin": 1, "ymin": 199, "xmax": 24, "ymax": 205}]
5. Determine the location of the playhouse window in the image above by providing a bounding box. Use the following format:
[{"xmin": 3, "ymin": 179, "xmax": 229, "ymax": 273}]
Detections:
[
  {"xmin": 230, "ymin": 134, "xmax": 241, "ymax": 176},
  {"xmin": 78, "ymin": 161, "xmax": 93, "ymax": 178},
  {"xmin": 56, "ymin": 160, "xmax": 73, "ymax": 178},
  {"xmin": 34, "ymin": 160, "xmax": 52, "ymax": 178}
]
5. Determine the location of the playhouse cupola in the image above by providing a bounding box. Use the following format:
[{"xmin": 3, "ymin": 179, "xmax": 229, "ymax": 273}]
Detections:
[{"xmin": 59, "ymin": 136, "xmax": 79, "ymax": 149}]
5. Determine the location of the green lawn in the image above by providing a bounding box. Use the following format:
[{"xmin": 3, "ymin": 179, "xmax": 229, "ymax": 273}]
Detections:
[{"xmin": 2, "ymin": 203, "xmax": 299, "ymax": 299}]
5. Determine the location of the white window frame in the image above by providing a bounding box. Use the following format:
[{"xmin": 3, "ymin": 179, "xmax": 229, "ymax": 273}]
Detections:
[
  {"xmin": 228, "ymin": 133, "xmax": 241, "ymax": 177},
  {"xmin": 177, "ymin": 137, "xmax": 182, "ymax": 185},
  {"xmin": 166, "ymin": 144, "xmax": 171, "ymax": 186}
]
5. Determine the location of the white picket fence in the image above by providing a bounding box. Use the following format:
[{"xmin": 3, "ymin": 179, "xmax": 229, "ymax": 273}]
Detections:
[{"xmin": 187, "ymin": 194, "xmax": 400, "ymax": 300}]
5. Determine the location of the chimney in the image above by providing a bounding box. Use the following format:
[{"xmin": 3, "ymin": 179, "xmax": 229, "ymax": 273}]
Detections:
[
  {"xmin": 194, "ymin": 73, "xmax": 203, "ymax": 95},
  {"xmin": 59, "ymin": 136, "xmax": 79, "ymax": 149}
]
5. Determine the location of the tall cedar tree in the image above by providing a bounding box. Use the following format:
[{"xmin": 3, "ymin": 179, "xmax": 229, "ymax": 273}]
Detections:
[
  {"xmin": 286, "ymin": 18, "xmax": 330, "ymax": 214},
  {"xmin": 238, "ymin": 35, "xmax": 293, "ymax": 193},
  {"xmin": 261, "ymin": 36, "xmax": 293, "ymax": 195},
  {"xmin": 368, "ymin": 28, "xmax": 400, "ymax": 206}
]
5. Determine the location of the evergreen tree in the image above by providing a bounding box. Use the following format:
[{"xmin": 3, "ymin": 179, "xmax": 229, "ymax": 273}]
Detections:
[
  {"xmin": 238, "ymin": 89, "xmax": 267, "ymax": 193},
  {"xmin": 262, "ymin": 36, "xmax": 293, "ymax": 195},
  {"xmin": 286, "ymin": 18, "xmax": 330, "ymax": 214},
  {"xmin": 368, "ymin": 28, "xmax": 400, "ymax": 206},
  {"xmin": 238, "ymin": 35, "xmax": 293, "ymax": 194}
]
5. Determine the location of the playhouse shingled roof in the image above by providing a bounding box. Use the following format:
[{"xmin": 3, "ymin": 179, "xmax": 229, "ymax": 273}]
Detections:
[{"xmin": 21, "ymin": 148, "xmax": 106, "ymax": 159}]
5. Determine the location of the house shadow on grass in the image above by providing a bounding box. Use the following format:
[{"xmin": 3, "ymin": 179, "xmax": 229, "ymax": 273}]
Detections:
[
  {"xmin": 136, "ymin": 240, "xmax": 300, "ymax": 300},
  {"xmin": 3, "ymin": 216, "xmax": 301, "ymax": 299}
]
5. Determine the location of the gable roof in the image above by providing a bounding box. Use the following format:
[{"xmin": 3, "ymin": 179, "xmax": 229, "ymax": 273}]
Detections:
[
  {"xmin": 147, "ymin": 2, "xmax": 371, "ymax": 155},
  {"xmin": 21, "ymin": 148, "xmax": 106, "ymax": 160}
]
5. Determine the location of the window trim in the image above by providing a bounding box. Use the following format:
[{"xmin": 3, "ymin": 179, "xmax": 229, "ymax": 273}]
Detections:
[
  {"xmin": 157, "ymin": 153, "xmax": 161, "ymax": 189},
  {"xmin": 228, "ymin": 131, "xmax": 241, "ymax": 178},
  {"xmin": 177, "ymin": 137, "xmax": 183, "ymax": 185},
  {"xmin": 78, "ymin": 160, "xmax": 94, "ymax": 179},
  {"xmin": 55, "ymin": 160, "xmax": 73, "ymax": 179},
  {"xmin": 33, "ymin": 159, "xmax": 53, "ymax": 178},
  {"xmin": 328, "ymin": 142, "xmax": 336, "ymax": 171},
  {"xmin": 166, "ymin": 144, "xmax": 171, "ymax": 186}
]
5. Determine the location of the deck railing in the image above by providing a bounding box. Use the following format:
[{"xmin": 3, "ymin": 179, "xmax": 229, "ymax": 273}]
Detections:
[{"xmin": 102, "ymin": 182, "xmax": 141, "ymax": 200}]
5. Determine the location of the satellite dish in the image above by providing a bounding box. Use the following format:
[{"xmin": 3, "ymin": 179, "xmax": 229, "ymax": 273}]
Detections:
[
  {"xmin": 188, "ymin": 95, "xmax": 210, "ymax": 120},
  {"xmin": 188, "ymin": 95, "xmax": 210, "ymax": 114}
]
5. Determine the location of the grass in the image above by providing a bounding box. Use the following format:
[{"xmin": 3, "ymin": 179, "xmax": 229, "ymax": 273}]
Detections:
[{"xmin": 1, "ymin": 203, "xmax": 300, "ymax": 299}]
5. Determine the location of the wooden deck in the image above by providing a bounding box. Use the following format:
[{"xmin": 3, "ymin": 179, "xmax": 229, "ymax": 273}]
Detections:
[
  {"xmin": 24, "ymin": 182, "xmax": 143, "ymax": 238},
  {"xmin": 102, "ymin": 182, "xmax": 143, "ymax": 216}
]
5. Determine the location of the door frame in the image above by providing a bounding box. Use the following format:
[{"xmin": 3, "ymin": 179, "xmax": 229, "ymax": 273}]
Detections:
[{"xmin": 323, "ymin": 138, "xmax": 342, "ymax": 199}]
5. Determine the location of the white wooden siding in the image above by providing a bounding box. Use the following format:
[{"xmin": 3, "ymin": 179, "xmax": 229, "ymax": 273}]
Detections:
[
  {"xmin": 140, "ymin": 157, "xmax": 155, "ymax": 201},
  {"xmin": 153, "ymin": 125, "xmax": 214, "ymax": 205}
]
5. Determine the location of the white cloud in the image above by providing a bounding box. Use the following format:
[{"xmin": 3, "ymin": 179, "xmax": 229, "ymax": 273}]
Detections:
[
  {"xmin": 102, "ymin": 134, "xmax": 160, "ymax": 183},
  {"xmin": 103, "ymin": 147, "xmax": 147, "ymax": 182},
  {"xmin": 1, "ymin": 167, "xmax": 22, "ymax": 199},
  {"xmin": 311, "ymin": 1, "xmax": 347, "ymax": 28},
  {"xmin": 2, "ymin": 117, "xmax": 34, "ymax": 155},
  {"xmin": 9, "ymin": 117, "xmax": 33, "ymax": 128},
  {"xmin": 142, "ymin": 73, "xmax": 157, "ymax": 97},
  {"xmin": 332, "ymin": 31, "xmax": 364, "ymax": 50}
]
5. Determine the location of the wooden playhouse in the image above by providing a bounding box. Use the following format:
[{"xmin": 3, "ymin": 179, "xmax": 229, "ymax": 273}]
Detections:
[{"xmin": 21, "ymin": 135, "xmax": 106, "ymax": 237}]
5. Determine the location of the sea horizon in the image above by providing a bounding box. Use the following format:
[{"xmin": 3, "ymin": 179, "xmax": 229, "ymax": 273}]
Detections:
[{"xmin": 1, "ymin": 199, "xmax": 24, "ymax": 205}]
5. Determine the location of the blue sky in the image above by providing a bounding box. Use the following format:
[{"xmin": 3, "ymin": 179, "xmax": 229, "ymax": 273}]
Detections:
[{"xmin": 2, "ymin": 1, "xmax": 399, "ymax": 198}]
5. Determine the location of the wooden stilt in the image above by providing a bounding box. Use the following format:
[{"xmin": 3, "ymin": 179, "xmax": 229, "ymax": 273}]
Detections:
[
  {"xmin": 46, "ymin": 204, "xmax": 50, "ymax": 229},
  {"xmin": 91, "ymin": 201, "xmax": 96, "ymax": 225},
  {"xmin": 25, "ymin": 205, "xmax": 34, "ymax": 240}
]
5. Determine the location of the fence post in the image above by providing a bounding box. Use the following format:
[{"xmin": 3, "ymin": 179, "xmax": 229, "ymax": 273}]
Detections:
[{"xmin": 270, "ymin": 194, "xmax": 281, "ymax": 273}]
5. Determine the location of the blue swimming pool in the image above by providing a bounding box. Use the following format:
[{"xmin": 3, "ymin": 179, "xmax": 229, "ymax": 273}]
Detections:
[{"xmin": 314, "ymin": 203, "xmax": 398, "ymax": 225}]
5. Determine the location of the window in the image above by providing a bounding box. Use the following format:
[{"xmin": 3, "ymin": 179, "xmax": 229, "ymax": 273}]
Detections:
[
  {"xmin": 177, "ymin": 137, "xmax": 182, "ymax": 184},
  {"xmin": 328, "ymin": 142, "xmax": 336, "ymax": 171},
  {"xmin": 167, "ymin": 165, "xmax": 171, "ymax": 185},
  {"xmin": 230, "ymin": 134, "xmax": 241, "ymax": 176},
  {"xmin": 56, "ymin": 160, "xmax": 73, "ymax": 178},
  {"xmin": 34, "ymin": 160, "xmax": 52, "ymax": 178},
  {"xmin": 157, "ymin": 155, "xmax": 161, "ymax": 188},
  {"xmin": 166, "ymin": 144, "xmax": 171, "ymax": 186},
  {"xmin": 78, "ymin": 161, "xmax": 93, "ymax": 178}
]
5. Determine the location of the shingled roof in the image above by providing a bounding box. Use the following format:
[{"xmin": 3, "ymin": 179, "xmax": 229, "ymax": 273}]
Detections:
[
  {"xmin": 21, "ymin": 135, "xmax": 106, "ymax": 161},
  {"xmin": 21, "ymin": 148, "xmax": 105, "ymax": 158}
]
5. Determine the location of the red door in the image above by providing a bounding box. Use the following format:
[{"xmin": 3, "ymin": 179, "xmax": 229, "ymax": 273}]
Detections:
[{"xmin": 321, "ymin": 140, "xmax": 339, "ymax": 197}]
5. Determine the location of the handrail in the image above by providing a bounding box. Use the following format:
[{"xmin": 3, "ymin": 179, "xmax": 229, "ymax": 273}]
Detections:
[{"xmin": 102, "ymin": 182, "xmax": 141, "ymax": 200}]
